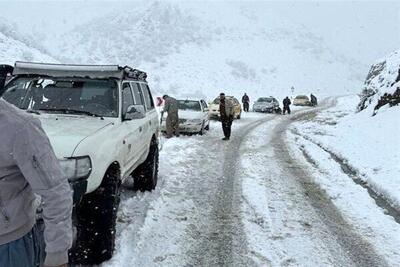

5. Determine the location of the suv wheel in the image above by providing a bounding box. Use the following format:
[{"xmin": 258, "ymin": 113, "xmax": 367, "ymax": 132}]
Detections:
[
  {"xmin": 69, "ymin": 165, "xmax": 121, "ymax": 265},
  {"xmin": 133, "ymin": 138, "xmax": 159, "ymax": 191}
]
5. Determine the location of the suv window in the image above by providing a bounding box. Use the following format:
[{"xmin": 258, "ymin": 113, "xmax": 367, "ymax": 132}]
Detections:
[
  {"xmin": 131, "ymin": 82, "xmax": 145, "ymax": 107},
  {"xmin": 140, "ymin": 83, "xmax": 155, "ymax": 110},
  {"xmin": 122, "ymin": 83, "xmax": 134, "ymax": 114}
]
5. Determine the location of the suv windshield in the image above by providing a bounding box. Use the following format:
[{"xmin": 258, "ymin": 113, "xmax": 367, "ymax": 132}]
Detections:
[
  {"xmin": 2, "ymin": 77, "xmax": 119, "ymax": 117},
  {"xmin": 178, "ymin": 100, "xmax": 202, "ymax": 111},
  {"xmin": 296, "ymin": 95, "xmax": 309, "ymax": 99}
]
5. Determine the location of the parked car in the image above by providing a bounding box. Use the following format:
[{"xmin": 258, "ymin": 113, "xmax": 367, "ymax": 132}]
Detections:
[
  {"xmin": 161, "ymin": 98, "xmax": 210, "ymax": 135},
  {"xmin": 209, "ymin": 96, "xmax": 242, "ymax": 119},
  {"xmin": 2, "ymin": 62, "xmax": 160, "ymax": 265},
  {"xmin": 293, "ymin": 95, "xmax": 312, "ymax": 106},
  {"xmin": 253, "ymin": 97, "xmax": 281, "ymax": 113}
]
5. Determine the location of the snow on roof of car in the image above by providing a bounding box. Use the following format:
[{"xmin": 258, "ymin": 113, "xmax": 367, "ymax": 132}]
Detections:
[{"xmin": 13, "ymin": 61, "xmax": 147, "ymax": 81}]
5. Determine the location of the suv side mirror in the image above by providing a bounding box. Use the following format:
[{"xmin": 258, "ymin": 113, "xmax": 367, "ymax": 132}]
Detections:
[
  {"xmin": 203, "ymin": 107, "xmax": 209, "ymax": 112},
  {"xmin": 124, "ymin": 105, "xmax": 145, "ymax": 120}
]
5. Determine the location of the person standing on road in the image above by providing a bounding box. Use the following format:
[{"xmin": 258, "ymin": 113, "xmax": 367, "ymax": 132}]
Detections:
[
  {"xmin": 219, "ymin": 93, "xmax": 235, "ymax": 140},
  {"xmin": 162, "ymin": 95, "xmax": 180, "ymax": 138},
  {"xmin": 310, "ymin": 94, "xmax": 318, "ymax": 106},
  {"xmin": 0, "ymin": 99, "xmax": 73, "ymax": 267},
  {"xmin": 283, "ymin": 96, "xmax": 291, "ymax": 115},
  {"xmin": 242, "ymin": 93, "xmax": 250, "ymax": 112}
]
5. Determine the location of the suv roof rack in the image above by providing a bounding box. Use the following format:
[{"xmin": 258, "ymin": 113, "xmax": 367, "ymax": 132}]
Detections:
[{"xmin": 13, "ymin": 62, "xmax": 147, "ymax": 81}]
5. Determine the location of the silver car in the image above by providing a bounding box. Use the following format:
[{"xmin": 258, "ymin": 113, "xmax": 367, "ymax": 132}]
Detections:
[{"xmin": 253, "ymin": 97, "xmax": 281, "ymax": 113}]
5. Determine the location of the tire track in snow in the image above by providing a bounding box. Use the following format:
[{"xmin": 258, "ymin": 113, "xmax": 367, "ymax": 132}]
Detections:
[
  {"xmin": 188, "ymin": 115, "xmax": 275, "ymax": 267},
  {"xmin": 292, "ymin": 129, "xmax": 400, "ymax": 224},
  {"xmin": 274, "ymin": 106, "xmax": 390, "ymax": 267}
]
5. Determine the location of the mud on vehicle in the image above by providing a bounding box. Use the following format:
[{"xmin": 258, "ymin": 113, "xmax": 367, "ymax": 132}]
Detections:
[{"xmin": 1, "ymin": 62, "xmax": 160, "ymax": 265}]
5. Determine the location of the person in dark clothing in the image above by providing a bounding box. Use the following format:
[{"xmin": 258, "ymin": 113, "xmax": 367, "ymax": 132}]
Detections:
[
  {"xmin": 242, "ymin": 93, "xmax": 250, "ymax": 112},
  {"xmin": 310, "ymin": 94, "xmax": 318, "ymax": 106},
  {"xmin": 162, "ymin": 95, "xmax": 179, "ymax": 138},
  {"xmin": 0, "ymin": 65, "xmax": 13, "ymax": 95},
  {"xmin": 219, "ymin": 93, "xmax": 235, "ymax": 140},
  {"xmin": 283, "ymin": 96, "xmax": 291, "ymax": 115}
]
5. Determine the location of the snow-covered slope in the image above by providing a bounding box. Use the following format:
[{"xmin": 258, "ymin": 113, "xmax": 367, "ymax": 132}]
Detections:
[
  {"xmin": 0, "ymin": 19, "xmax": 56, "ymax": 64},
  {"xmin": 358, "ymin": 49, "xmax": 400, "ymax": 113},
  {"xmin": 46, "ymin": 2, "xmax": 365, "ymax": 101}
]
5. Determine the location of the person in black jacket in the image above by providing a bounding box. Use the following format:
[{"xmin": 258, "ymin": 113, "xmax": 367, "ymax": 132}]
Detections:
[
  {"xmin": 242, "ymin": 93, "xmax": 250, "ymax": 112},
  {"xmin": 310, "ymin": 94, "xmax": 318, "ymax": 106},
  {"xmin": 283, "ymin": 96, "xmax": 291, "ymax": 115}
]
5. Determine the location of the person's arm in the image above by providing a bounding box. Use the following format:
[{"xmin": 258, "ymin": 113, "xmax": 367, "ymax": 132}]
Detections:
[
  {"xmin": 13, "ymin": 119, "xmax": 73, "ymax": 267},
  {"xmin": 163, "ymin": 99, "xmax": 170, "ymax": 113}
]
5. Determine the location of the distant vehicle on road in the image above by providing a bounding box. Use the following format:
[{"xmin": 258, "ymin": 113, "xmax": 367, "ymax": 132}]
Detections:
[
  {"xmin": 293, "ymin": 95, "xmax": 312, "ymax": 106},
  {"xmin": 209, "ymin": 96, "xmax": 242, "ymax": 120},
  {"xmin": 253, "ymin": 97, "xmax": 281, "ymax": 113},
  {"xmin": 161, "ymin": 99, "xmax": 210, "ymax": 135}
]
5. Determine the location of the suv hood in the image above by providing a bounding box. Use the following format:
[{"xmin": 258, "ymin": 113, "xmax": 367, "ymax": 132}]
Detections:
[{"xmin": 38, "ymin": 114, "xmax": 113, "ymax": 158}]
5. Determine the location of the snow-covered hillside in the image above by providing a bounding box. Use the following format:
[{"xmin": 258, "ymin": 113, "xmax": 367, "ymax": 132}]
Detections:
[
  {"xmin": 358, "ymin": 49, "xmax": 400, "ymax": 114},
  {"xmin": 0, "ymin": 19, "xmax": 56, "ymax": 64},
  {"xmin": 37, "ymin": 1, "xmax": 365, "ymax": 100}
]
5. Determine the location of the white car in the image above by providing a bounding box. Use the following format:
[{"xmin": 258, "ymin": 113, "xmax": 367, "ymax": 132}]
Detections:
[
  {"xmin": 2, "ymin": 62, "xmax": 160, "ymax": 265},
  {"xmin": 162, "ymin": 99, "xmax": 210, "ymax": 135},
  {"xmin": 293, "ymin": 95, "xmax": 312, "ymax": 106}
]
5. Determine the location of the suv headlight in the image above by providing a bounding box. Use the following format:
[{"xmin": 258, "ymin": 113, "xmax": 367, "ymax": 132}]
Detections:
[{"xmin": 59, "ymin": 156, "xmax": 92, "ymax": 182}]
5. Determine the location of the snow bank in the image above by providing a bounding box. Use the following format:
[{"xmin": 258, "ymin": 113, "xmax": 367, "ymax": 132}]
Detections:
[{"xmin": 292, "ymin": 94, "xmax": 400, "ymax": 209}]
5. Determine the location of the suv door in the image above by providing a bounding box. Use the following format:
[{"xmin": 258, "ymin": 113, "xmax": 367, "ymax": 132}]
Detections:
[
  {"xmin": 138, "ymin": 82, "xmax": 158, "ymax": 142},
  {"xmin": 121, "ymin": 82, "xmax": 146, "ymax": 169}
]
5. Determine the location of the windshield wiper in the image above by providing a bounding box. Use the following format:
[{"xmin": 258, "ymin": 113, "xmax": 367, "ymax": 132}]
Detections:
[
  {"xmin": 26, "ymin": 109, "xmax": 40, "ymax": 115},
  {"xmin": 37, "ymin": 108, "xmax": 103, "ymax": 118}
]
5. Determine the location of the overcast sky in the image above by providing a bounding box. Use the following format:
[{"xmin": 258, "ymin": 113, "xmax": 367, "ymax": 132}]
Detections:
[{"xmin": 1, "ymin": 0, "xmax": 399, "ymax": 65}]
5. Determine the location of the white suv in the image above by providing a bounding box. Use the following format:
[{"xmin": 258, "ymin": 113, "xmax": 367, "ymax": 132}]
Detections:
[{"xmin": 2, "ymin": 62, "xmax": 160, "ymax": 265}]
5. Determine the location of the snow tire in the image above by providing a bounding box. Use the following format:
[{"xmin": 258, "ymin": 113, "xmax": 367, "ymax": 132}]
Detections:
[
  {"xmin": 69, "ymin": 165, "xmax": 121, "ymax": 265},
  {"xmin": 133, "ymin": 138, "xmax": 159, "ymax": 191}
]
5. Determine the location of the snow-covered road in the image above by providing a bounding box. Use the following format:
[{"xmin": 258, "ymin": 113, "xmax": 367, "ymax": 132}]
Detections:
[{"xmin": 103, "ymin": 99, "xmax": 399, "ymax": 267}]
